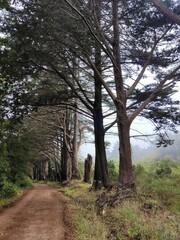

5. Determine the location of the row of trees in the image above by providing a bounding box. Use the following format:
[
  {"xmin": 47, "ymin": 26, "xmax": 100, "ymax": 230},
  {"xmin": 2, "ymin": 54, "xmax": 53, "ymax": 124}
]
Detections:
[
  {"xmin": 0, "ymin": 0, "xmax": 179, "ymax": 188},
  {"xmin": 0, "ymin": 105, "xmax": 83, "ymax": 184}
]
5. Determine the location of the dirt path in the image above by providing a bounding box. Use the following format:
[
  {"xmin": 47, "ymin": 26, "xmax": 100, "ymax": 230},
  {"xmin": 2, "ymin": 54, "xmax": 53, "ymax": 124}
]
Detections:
[{"xmin": 0, "ymin": 183, "xmax": 75, "ymax": 240}]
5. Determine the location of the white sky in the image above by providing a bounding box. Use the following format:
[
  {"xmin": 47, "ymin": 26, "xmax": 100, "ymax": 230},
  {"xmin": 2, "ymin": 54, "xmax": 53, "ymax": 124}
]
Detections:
[{"xmin": 79, "ymin": 86, "xmax": 180, "ymax": 159}]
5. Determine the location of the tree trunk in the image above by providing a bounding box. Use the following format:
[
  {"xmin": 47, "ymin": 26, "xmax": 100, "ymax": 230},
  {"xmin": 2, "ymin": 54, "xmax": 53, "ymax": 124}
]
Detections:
[
  {"xmin": 112, "ymin": 0, "xmax": 134, "ymax": 187},
  {"xmin": 61, "ymin": 139, "xmax": 71, "ymax": 181},
  {"xmin": 71, "ymin": 58, "xmax": 82, "ymax": 180},
  {"xmin": 116, "ymin": 102, "xmax": 134, "ymax": 187},
  {"xmin": 91, "ymin": 0, "xmax": 109, "ymax": 189},
  {"xmin": 84, "ymin": 154, "xmax": 92, "ymax": 183},
  {"xmin": 61, "ymin": 110, "xmax": 72, "ymax": 181},
  {"xmin": 71, "ymin": 109, "xmax": 81, "ymax": 179},
  {"xmin": 92, "ymin": 35, "xmax": 109, "ymax": 187},
  {"xmin": 93, "ymin": 111, "xmax": 109, "ymax": 189}
]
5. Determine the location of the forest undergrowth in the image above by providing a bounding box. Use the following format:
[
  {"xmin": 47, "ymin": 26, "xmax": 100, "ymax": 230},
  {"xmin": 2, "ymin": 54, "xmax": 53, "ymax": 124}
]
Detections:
[
  {"xmin": 50, "ymin": 160, "xmax": 180, "ymax": 240},
  {"xmin": 0, "ymin": 175, "xmax": 32, "ymax": 208}
]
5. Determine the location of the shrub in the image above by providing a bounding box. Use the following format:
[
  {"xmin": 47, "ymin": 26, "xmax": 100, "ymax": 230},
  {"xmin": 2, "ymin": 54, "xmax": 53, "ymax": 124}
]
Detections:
[
  {"xmin": 155, "ymin": 166, "xmax": 172, "ymax": 177},
  {"xmin": 78, "ymin": 160, "xmax": 84, "ymax": 177},
  {"xmin": 152, "ymin": 159, "xmax": 175, "ymax": 177},
  {"xmin": 0, "ymin": 181, "xmax": 19, "ymax": 198},
  {"xmin": 108, "ymin": 160, "xmax": 118, "ymax": 181},
  {"xmin": 0, "ymin": 157, "xmax": 10, "ymax": 182},
  {"xmin": 15, "ymin": 174, "xmax": 32, "ymax": 188},
  {"xmin": 133, "ymin": 164, "xmax": 145, "ymax": 176}
]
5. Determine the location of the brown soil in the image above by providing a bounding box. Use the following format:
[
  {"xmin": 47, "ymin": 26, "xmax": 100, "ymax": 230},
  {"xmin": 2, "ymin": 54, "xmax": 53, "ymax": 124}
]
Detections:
[{"xmin": 0, "ymin": 183, "xmax": 76, "ymax": 240}]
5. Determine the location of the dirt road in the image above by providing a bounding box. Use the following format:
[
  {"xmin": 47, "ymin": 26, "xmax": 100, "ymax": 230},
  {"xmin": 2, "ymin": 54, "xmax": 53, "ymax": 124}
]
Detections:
[{"xmin": 0, "ymin": 183, "xmax": 75, "ymax": 240}]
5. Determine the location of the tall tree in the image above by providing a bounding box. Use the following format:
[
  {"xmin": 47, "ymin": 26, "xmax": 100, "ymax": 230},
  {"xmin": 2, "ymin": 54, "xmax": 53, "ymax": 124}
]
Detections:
[
  {"xmin": 64, "ymin": 0, "xmax": 180, "ymax": 186},
  {"xmin": 1, "ymin": 0, "xmax": 179, "ymax": 188}
]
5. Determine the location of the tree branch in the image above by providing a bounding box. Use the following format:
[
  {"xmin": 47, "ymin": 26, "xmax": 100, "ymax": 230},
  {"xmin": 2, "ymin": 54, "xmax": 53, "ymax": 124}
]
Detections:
[
  {"xmin": 127, "ymin": 24, "xmax": 173, "ymax": 97},
  {"xmin": 64, "ymin": 0, "xmax": 121, "ymax": 75},
  {"xmin": 126, "ymin": 43, "xmax": 157, "ymax": 97},
  {"xmin": 129, "ymin": 64, "xmax": 180, "ymax": 123},
  {"xmin": 104, "ymin": 119, "xmax": 117, "ymax": 133},
  {"xmin": 151, "ymin": 0, "xmax": 180, "ymax": 26}
]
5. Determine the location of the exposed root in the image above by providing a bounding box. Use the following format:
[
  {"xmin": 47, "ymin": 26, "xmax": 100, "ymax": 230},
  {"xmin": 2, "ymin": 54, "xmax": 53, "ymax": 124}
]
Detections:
[{"xmin": 95, "ymin": 184, "xmax": 134, "ymax": 215}]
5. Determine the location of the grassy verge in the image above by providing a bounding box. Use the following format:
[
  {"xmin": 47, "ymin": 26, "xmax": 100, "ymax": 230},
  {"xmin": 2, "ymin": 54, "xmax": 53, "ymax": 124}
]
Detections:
[
  {"xmin": 50, "ymin": 181, "xmax": 108, "ymax": 240},
  {"xmin": 49, "ymin": 161, "xmax": 180, "ymax": 240}
]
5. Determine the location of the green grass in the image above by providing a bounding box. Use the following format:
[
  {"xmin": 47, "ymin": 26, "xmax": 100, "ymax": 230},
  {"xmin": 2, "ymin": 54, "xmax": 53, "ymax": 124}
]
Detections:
[
  {"xmin": 71, "ymin": 204, "xmax": 107, "ymax": 240},
  {"xmin": 135, "ymin": 160, "xmax": 180, "ymax": 214},
  {"xmin": 50, "ymin": 160, "xmax": 180, "ymax": 240},
  {"xmin": 49, "ymin": 181, "xmax": 107, "ymax": 239}
]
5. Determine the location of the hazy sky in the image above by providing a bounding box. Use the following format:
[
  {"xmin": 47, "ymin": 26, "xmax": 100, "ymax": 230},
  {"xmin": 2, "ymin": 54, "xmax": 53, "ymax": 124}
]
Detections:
[{"xmin": 79, "ymin": 82, "xmax": 180, "ymax": 159}]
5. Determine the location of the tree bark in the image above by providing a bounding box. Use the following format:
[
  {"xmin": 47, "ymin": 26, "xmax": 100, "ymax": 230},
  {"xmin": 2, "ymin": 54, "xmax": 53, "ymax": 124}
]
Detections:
[
  {"xmin": 71, "ymin": 109, "xmax": 81, "ymax": 179},
  {"xmin": 116, "ymin": 101, "xmax": 134, "ymax": 186},
  {"xmin": 92, "ymin": 66, "xmax": 109, "ymax": 188},
  {"xmin": 61, "ymin": 110, "xmax": 72, "ymax": 181},
  {"xmin": 90, "ymin": 0, "xmax": 109, "ymax": 189},
  {"xmin": 61, "ymin": 138, "xmax": 71, "ymax": 181},
  {"xmin": 84, "ymin": 154, "xmax": 92, "ymax": 183},
  {"xmin": 112, "ymin": 0, "xmax": 134, "ymax": 187},
  {"xmin": 93, "ymin": 107, "xmax": 109, "ymax": 189}
]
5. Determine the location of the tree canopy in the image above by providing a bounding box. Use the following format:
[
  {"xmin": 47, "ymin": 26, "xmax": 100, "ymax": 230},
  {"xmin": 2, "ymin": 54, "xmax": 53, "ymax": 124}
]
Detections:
[{"xmin": 0, "ymin": 0, "xmax": 179, "ymax": 187}]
